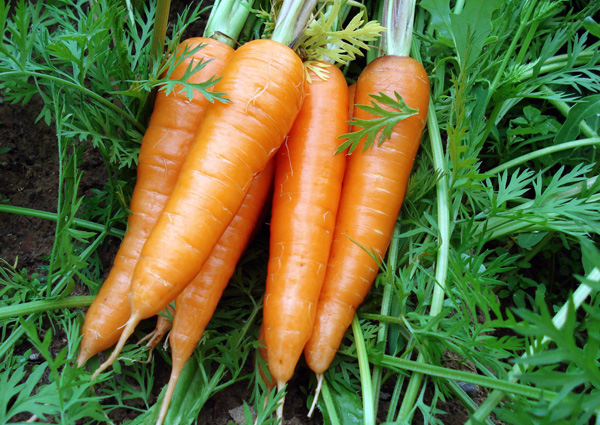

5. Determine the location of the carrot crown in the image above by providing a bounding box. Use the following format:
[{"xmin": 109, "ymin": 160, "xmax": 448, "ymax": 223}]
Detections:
[
  {"xmin": 203, "ymin": 0, "xmax": 255, "ymax": 47},
  {"xmin": 381, "ymin": 0, "xmax": 416, "ymax": 57}
]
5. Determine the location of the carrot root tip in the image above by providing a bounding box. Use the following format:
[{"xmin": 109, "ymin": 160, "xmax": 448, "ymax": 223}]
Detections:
[
  {"xmin": 276, "ymin": 381, "xmax": 286, "ymax": 423},
  {"xmin": 91, "ymin": 315, "xmax": 141, "ymax": 381},
  {"xmin": 307, "ymin": 373, "xmax": 323, "ymax": 418},
  {"xmin": 156, "ymin": 372, "xmax": 180, "ymax": 425}
]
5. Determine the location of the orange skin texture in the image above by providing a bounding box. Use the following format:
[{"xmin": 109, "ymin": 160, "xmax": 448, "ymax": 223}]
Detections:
[
  {"xmin": 304, "ymin": 55, "xmax": 430, "ymax": 374},
  {"xmin": 77, "ymin": 38, "xmax": 234, "ymax": 366},
  {"xmin": 129, "ymin": 39, "xmax": 305, "ymax": 322},
  {"xmin": 263, "ymin": 64, "xmax": 348, "ymax": 384},
  {"xmin": 156, "ymin": 161, "xmax": 275, "ymax": 425}
]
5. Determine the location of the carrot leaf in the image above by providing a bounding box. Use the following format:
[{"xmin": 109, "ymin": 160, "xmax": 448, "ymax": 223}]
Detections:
[
  {"xmin": 299, "ymin": 1, "xmax": 384, "ymax": 66},
  {"xmin": 337, "ymin": 91, "xmax": 419, "ymax": 154}
]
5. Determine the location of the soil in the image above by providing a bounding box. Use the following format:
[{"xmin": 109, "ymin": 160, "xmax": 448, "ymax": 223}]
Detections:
[{"xmin": 0, "ymin": 3, "xmax": 502, "ymax": 425}]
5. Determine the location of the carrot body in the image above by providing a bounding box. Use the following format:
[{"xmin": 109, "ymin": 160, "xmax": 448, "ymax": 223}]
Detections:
[
  {"xmin": 263, "ymin": 64, "xmax": 348, "ymax": 385},
  {"xmin": 304, "ymin": 55, "xmax": 430, "ymax": 374},
  {"xmin": 77, "ymin": 38, "xmax": 233, "ymax": 366},
  {"xmin": 156, "ymin": 160, "xmax": 274, "ymax": 425},
  {"xmin": 93, "ymin": 39, "xmax": 304, "ymax": 378}
]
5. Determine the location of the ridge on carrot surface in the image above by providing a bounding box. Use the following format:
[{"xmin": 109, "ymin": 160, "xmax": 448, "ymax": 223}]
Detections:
[{"xmin": 91, "ymin": 0, "xmax": 311, "ymax": 380}]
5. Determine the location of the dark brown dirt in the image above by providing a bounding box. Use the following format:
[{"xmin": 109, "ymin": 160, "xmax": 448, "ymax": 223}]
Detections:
[{"xmin": 0, "ymin": 96, "xmax": 59, "ymax": 271}]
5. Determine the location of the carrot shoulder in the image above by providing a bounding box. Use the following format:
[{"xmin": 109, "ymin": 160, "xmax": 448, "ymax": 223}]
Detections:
[
  {"xmin": 263, "ymin": 63, "xmax": 348, "ymax": 387},
  {"xmin": 77, "ymin": 38, "xmax": 233, "ymax": 367},
  {"xmin": 304, "ymin": 55, "xmax": 430, "ymax": 374},
  {"xmin": 156, "ymin": 160, "xmax": 274, "ymax": 425},
  {"xmin": 92, "ymin": 38, "xmax": 304, "ymax": 379}
]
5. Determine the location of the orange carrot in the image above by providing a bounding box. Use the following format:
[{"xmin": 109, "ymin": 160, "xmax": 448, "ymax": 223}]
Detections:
[
  {"xmin": 92, "ymin": 38, "xmax": 305, "ymax": 379},
  {"xmin": 137, "ymin": 305, "xmax": 175, "ymax": 363},
  {"xmin": 156, "ymin": 160, "xmax": 274, "ymax": 425},
  {"xmin": 304, "ymin": 55, "xmax": 430, "ymax": 375},
  {"xmin": 77, "ymin": 38, "xmax": 234, "ymax": 367},
  {"xmin": 262, "ymin": 63, "xmax": 348, "ymax": 406}
]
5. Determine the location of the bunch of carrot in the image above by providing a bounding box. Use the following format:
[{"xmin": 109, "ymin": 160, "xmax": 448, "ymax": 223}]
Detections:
[{"xmin": 77, "ymin": 0, "xmax": 429, "ymax": 422}]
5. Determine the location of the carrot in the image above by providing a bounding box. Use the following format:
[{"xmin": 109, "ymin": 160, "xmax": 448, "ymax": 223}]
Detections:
[
  {"xmin": 156, "ymin": 160, "xmax": 274, "ymax": 425},
  {"xmin": 91, "ymin": 36, "xmax": 306, "ymax": 380},
  {"xmin": 303, "ymin": 33, "xmax": 430, "ymax": 381},
  {"xmin": 262, "ymin": 63, "xmax": 348, "ymax": 406},
  {"xmin": 77, "ymin": 37, "xmax": 234, "ymax": 367},
  {"xmin": 137, "ymin": 305, "xmax": 174, "ymax": 363}
]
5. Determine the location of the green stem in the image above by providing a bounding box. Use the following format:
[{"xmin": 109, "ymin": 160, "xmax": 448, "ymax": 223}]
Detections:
[
  {"xmin": 386, "ymin": 372, "xmax": 406, "ymax": 422},
  {"xmin": 518, "ymin": 50, "xmax": 597, "ymax": 82},
  {"xmin": 371, "ymin": 225, "xmax": 400, "ymax": 415},
  {"xmin": 486, "ymin": 0, "xmax": 537, "ymax": 105},
  {"xmin": 487, "ymin": 137, "xmax": 600, "ymax": 175},
  {"xmin": 396, "ymin": 351, "xmax": 425, "ymax": 422},
  {"xmin": 0, "ymin": 296, "xmax": 95, "ymax": 320},
  {"xmin": 379, "ymin": 353, "xmax": 560, "ymax": 401},
  {"xmin": 47, "ymin": 122, "xmax": 67, "ymax": 298},
  {"xmin": 0, "ymin": 204, "xmax": 125, "ymax": 239},
  {"xmin": 426, "ymin": 103, "xmax": 450, "ymax": 318},
  {"xmin": 515, "ymin": 15, "xmax": 540, "ymax": 64},
  {"xmin": 321, "ymin": 378, "xmax": 341, "ymax": 425},
  {"xmin": 352, "ymin": 316, "xmax": 375, "ymax": 425},
  {"xmin": 466, "ymin": 269, "xmax": 598, "ymax": 424},
  {"xmin": 0, "ymin": 323, "xmax": 29, "ymax": 359},
  {"xmin": 485, "ymin": 0, "xmax": 536, "ymax": 105},
  {"xmin": 0, "ymin": 70, "xmax": 145, "ymax": 132},
  {"xmin": 382, "ymin": 0, "xmax": 416, "ymax": 57},
  {"xmin": 453, "ymin": 0, "xmax": 465, "ymax": 13},
  {"xmin": 397, "ymin": 47, "xmax": 450, "ymax": 421},
  {"xmin": 203, "ymin": 0, "xmax": 255, "ymax": 47},
  {"xmin": 271, "ymin": 0, "xmax": 317, "ymax": 46},
  {"xmin": 150, "ymin": 0, "xmax": 171, "ymax": 61}
]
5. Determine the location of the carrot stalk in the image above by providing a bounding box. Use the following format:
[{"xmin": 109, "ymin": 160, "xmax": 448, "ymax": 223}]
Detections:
[
  {"xmin": 204, "ymin": 0, "xmax": 254, "ymax": 47},
  {"xmin": 78, "ymin": 37, "xmax": 234, "ymax": 367},
  {"xmin": 155, "ymin": 160, "xmax": 274, "ymax": 425}
]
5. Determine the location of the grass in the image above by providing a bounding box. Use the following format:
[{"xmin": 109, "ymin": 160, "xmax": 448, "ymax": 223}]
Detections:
[{"xmin": 0, "ymin": 0, "xmax": 600, "ymax": 424}]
